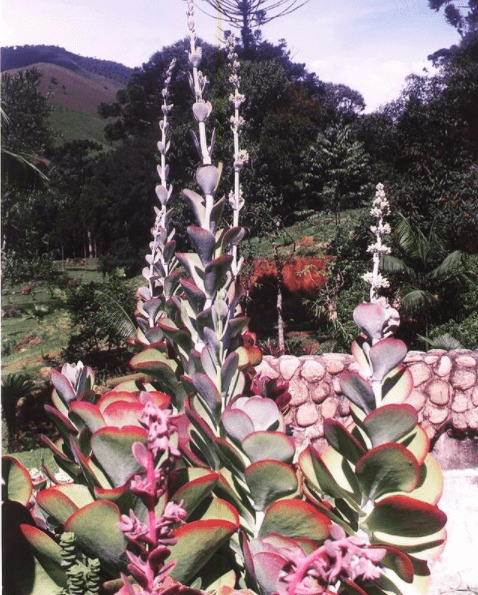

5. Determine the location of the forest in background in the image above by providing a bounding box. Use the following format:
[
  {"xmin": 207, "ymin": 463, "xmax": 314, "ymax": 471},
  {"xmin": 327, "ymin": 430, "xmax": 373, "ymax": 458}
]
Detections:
[{"xmin": 2, "ymin": 5, "xmax": 478, "ymax": 359}]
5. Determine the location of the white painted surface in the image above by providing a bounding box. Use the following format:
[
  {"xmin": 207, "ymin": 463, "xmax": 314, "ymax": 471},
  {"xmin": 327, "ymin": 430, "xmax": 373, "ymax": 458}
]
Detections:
[{"xmin": 430, "ymin": 469, "xmax": 478, "ymax": 594}]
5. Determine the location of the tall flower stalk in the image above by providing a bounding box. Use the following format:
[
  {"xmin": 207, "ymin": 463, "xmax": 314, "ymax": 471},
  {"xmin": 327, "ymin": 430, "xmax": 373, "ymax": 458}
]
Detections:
[
  {"xmin": 362, "ymin": 182, "xmax": 391, "ymax": 302},
  {"xmin": 119, "ymin": 393, "xmax": 186, "ymax": 594},
  {"xmin": 226, "ymin": 33, "xmax": 248, "ymax": 276}
]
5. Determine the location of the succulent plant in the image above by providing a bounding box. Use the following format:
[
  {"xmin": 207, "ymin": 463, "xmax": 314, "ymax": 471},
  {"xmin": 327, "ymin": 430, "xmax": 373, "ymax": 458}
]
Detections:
[{"xmin": 2, "ymin": 7, "xmax": 446, "ymax": 595}]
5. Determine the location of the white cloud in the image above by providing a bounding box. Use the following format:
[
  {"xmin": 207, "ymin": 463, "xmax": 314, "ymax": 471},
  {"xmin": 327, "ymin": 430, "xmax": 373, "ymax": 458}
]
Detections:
[{"xmin": 309, "ymin": 56, "xmax": 435, "ymax": 113}]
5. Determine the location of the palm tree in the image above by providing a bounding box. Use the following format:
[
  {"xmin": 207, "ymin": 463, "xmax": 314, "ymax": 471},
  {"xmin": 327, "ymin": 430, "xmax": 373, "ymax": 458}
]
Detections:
[{"xmin": 381, "ymin": 213, "xmax": 469, "ymax": 335}]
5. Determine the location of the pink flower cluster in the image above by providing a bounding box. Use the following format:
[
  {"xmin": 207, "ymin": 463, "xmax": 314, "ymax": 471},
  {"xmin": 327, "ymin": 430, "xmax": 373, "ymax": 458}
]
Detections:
[{"xmin": 280, "ymin": 526, "xmax": 386, "ymax": 595}]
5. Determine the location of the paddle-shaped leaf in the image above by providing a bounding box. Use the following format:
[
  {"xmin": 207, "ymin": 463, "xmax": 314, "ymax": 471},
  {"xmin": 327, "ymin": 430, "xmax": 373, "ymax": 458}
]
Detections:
[
  {"xmin": 2, "ymin": 456, "xmax": 33, "ymax": 506},
  {"xmin": 90, "ymin": 426, "xmax": 147, "ymax": 487},
  {"xmin": 169, "ymin": 519, "xmax": 238, "ymax": 584},
  {"xmin": 259, "ymin": 499, "xmax": 331, "ymax": 541},
  {"xmin": 367, "ymin": 495, "xmax": 447, "ymax": 537},
  {"xmin": 369, "ymin": 338, "xmax": 408, "ymax": 382},
  {"xmin": 339, "ymin": 371, "xmax": 375, "ymax": 413},
  {"xmin": 242, "ymin": 431, "xmax": 295, "ymax": 464},
  {"xmin": 363, "ymin": 404, "xmax": 418, "ymax": 447},
  {"xmin": 187, "ymin": 226, "xmax": 216, "ymax": 266},
  {"xmin": 245, "ymin": 460, "xmax": 298, "ymax": 511},
  {"xmin": 64, "ymin": 501, "xmax": 126, "ymax": 567},
  {"xmin": 323, "ymin": 419, "xmax": 366, "ymax": 464},
  {"xmin": 356, "ymin": 443, "xmax": 420, "ymax": 501}
]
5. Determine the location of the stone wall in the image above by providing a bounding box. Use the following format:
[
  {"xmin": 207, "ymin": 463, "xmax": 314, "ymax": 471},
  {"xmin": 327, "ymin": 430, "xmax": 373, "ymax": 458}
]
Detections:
[{"xmin": 256, "ymin": 349, "xmax": 478, "ymax": 465}]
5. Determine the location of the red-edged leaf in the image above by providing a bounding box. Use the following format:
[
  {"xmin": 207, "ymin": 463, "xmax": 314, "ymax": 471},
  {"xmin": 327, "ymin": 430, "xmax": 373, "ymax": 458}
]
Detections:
[
  {"xmin": 356, "ymin": 443, "xmax": 420, "ymax": 501},
  {"xmin": 259, "ymin": 499, "xmax": 331, "ymax": 541},
  {"xmin": 90, "ymin": 426, "xmax": 147, "ymax": 487},
  {"xmin": 369, "ymin": 338, "xmax": 408, "ymax": 382},
  {"xmin": 2, "ymin": 455, "xmax": 33, "ymax": 506},
  {"xmin": 169, "ymin": 519, "xmax": 239, "ymax": 584},
  {"xmin": 245, "ymin": 460, "xmax": 298, "ymax": 511},
  {"xmin": 170, "ymin": 471, "xmax": 219, "ymax": 517},
  {"xmin": 363, "ymin": 404, "xmax": 418, "ymax": 447},
  {"xmin": 64, "ymin": 501, "xmax": 126, "ymax": 566},
  {"xmin": 253, "ymin": 552, "xmax": 288, "ymax": 595},
  {"xmin": 97, "ymin": 391, "xmax": 140, "ymax": 414},
  {"xmin": 323, "ymin": 419, "xmax": 366, "ymax": 464},
  {"xmin": 382, "ymin": 366, "xmax": 414, "ymax": 405},
  {"xmin": 379, "ymin": 545, "xmax": 414, "ymax": 583},
  {"xmin": 367, "ymin": 495, "xmax": 447, "ymax": 537},
  {"xmin": 36, "ymin": 488, "xmax": 78, "ymax": 523},
  {"xmin": 70, "ymin": 401, "xmax": 106, "ymax": 433},
  {"xmin": 339, "ymin": 371, "xmax": 375, "ymax": 414},
  {"xmin": 221, "ymin": 408, "xmax": 254, "ymax": 442},
  {"xmin": 242, "ymin": 431, "xmax": 295, "ymax": 464},
  {"xmin": 20, "ymin": 523, "xmax": 68, "ymax": 591},
  {"xmin": 102, "ymin": 401, "xmax": 144, "ymax": 427}
]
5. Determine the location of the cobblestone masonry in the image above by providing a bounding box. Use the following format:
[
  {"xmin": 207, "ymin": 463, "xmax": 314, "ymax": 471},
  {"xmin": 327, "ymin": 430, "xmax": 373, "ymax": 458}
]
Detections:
[{"xmin": 256, "ymin": 349, "xmax": 478, "ymax": 456}]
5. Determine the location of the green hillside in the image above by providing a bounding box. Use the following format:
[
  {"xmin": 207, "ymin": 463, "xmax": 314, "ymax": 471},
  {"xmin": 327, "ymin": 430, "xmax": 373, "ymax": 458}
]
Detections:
[{"xmin": 49, "ymin": 106, "xmax": 116, "ymax": 149}]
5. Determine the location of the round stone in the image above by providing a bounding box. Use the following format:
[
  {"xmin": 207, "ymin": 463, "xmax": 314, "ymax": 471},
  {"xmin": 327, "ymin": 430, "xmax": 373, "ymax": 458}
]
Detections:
[
  {"xmin": 255, "ymin": 360, "xmax": 280, "ymax": 379},
  {"xmin": 436, "ymin": 356, "xmax": 452, "ymax": 377},
  {"xmin": 310, "ymin": 382, "xmax": 331, "ymax": 404},
  {"xmin": 324, "ymin": 357, "xmax": 344, "ymax": 375},
  {"xmin": 456, "ymin": 356, "xmax": 477, "ymax": 368},
  {"xmin": 301, "ymin": 360, "xmax": 325, "ymax": 382},
  {"xmin": 465, "ymin": 408, "xmax": 478, "ymax": 430},
  {"xmin": 321, "ymin": 397, "xmax": 339, "ymax": 419},
  {"xmin": 451, "ymin": 391, "xmax": 470, "ymax": 414},
  {"xmin": 451, "ymin": 368, "xmax": 476, "ymax": 391},
  {"xmin": 296, "ymin": 403, "xmax": 319, "ymax": 427},
  {"xmin": 424, "ymin": 355, "xmax": 439, "ymax": 365},
  {"xmin": 452, "ymin": 412, "xmax": 468, "ymax": 430},
  {"xmin": 288, "ymin": 379, "xmax": 309, "ymax": 407},
  {"xmin": 428, "ymin": 380, "xmax": 450, "ymax": 406},
  {"xmin": 338, "ymin": 398, "xmax": 351, "ymax": 416},
  {"xmin": 406, "ymin": 389, "xmax": 427, "ymax": 411},
  {"xmin": 279, "ymin": 356, "xmax": 300, "ymax": 380},
  {"xmin": 426, "ymin": 404, "xmax": 449, "ymax": 425},
  {"xmin": 472, "ymin": 386, "xmax": 478, "ymax": 407},
  {"xmin": 409, "ymin": 363, "xmax": 432, "ymax": 387}
]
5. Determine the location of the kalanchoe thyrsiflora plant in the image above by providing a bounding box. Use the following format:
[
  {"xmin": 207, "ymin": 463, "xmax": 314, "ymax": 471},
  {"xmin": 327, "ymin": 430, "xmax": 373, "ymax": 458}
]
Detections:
[
  {"xmin": 5, "ymin": 3, "xmax": 447, "ymax": 593},
  {"xmin": 362, "ymin": 182, "xmax": 392, "ymax": 302}
]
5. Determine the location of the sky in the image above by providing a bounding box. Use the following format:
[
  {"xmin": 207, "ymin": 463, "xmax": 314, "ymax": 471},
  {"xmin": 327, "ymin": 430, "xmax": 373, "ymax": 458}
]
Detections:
[{"xmin": 1, "ymin": 0, "xmax": 461, "ymax": 112}]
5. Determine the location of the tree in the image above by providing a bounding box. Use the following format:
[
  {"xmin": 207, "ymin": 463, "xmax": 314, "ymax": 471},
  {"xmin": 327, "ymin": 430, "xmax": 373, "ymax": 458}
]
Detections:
[
  {"xmin": 198, "ymin": 0, "xmax": 308, "ymax": 51},
  {"xmin": 428, "ymin": 0, "xmax": 478, "ymax": 36},
  {"xmin": 296, "ymin": 123, "xmax": 373, "ymax": 222}
]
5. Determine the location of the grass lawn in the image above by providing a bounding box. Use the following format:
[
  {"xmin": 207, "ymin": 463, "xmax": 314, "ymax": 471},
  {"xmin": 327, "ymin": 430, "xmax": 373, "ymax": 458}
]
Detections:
[
  {"xmin": 244, "ymin": 208, "xmax": 364, "ymax": 259},
  {"xmin": 1, "ymin": 259, "xmax": 107, "ymax": 376}
]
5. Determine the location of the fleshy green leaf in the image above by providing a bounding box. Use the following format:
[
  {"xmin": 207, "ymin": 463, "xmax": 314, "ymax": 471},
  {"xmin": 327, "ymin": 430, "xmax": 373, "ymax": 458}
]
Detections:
[
  {"xmin": 2, "ymin": 455, "xmax": 33, "ymax": 506},
  {"xmin": 90, "ymin": 426, "xmax": 147, "ymax": 487},
  {"xmin": 169, "ymin": 519, "xmax": 238, "ymax": 584},
  {"xmin": 323, "ymin": 420, "xmax": 366, "ymax": 464},
  {"xmin": 356, "ymin": 443, "xmax": 420, "ymax": 501},
  {"xmin": 366, "ymin": 495, "xmax": 447, "ymax": 537},
  {"xmin": 242, "ymin": 431, "xmax": 295, "ymax": 464},
  {"xmin": 19, "ymin": 523, "xmax": 68, "ymax": 594},
  {"xmin": 187, "ymin": 226, "xmax": 216, "ymax": 266},
  {"xmin": 369, "ymin": 338, "xmax": 408, "ymax": 382},
  {"xmin": 245, "ymin": 460, "xmax": 298, "ymax": 511},
  {"xmin": 204, "ymin": 255, "xmax": 233, "ymax": 298},
  {"xmin": 363, "ymin": 404, "xmax": 418, "ymax": 447},
  {"xmin": 64, "ymin": 501, "xmax": 126, "ymax": 567},
  {"xmin": 253, "ymin": 552, "xmax": 288, "ymax": 595},
  {"xmin": 259, "ymin": 499, "xmax": 331, "ymax": 541},
  {"xmin": 170, "ymin": 470, "xmax": 219, "ymax": 518},
  {"xmin": 339, "ymin": 371, "xmax": 375, "ymax": 413}
]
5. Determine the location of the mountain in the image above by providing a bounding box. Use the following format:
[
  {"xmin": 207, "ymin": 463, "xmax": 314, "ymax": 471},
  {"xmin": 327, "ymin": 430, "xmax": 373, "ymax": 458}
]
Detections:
[
  {"xmin": 1, "ymin": 45, "xmax": 134, "ymax": 146},
  {"xmin": 1, "ymin": 45, "xmax": 132, "ymax": 86},
  {"xmin": 3, "ymin": 62, "xmax": 124, "ymax": 115}
]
